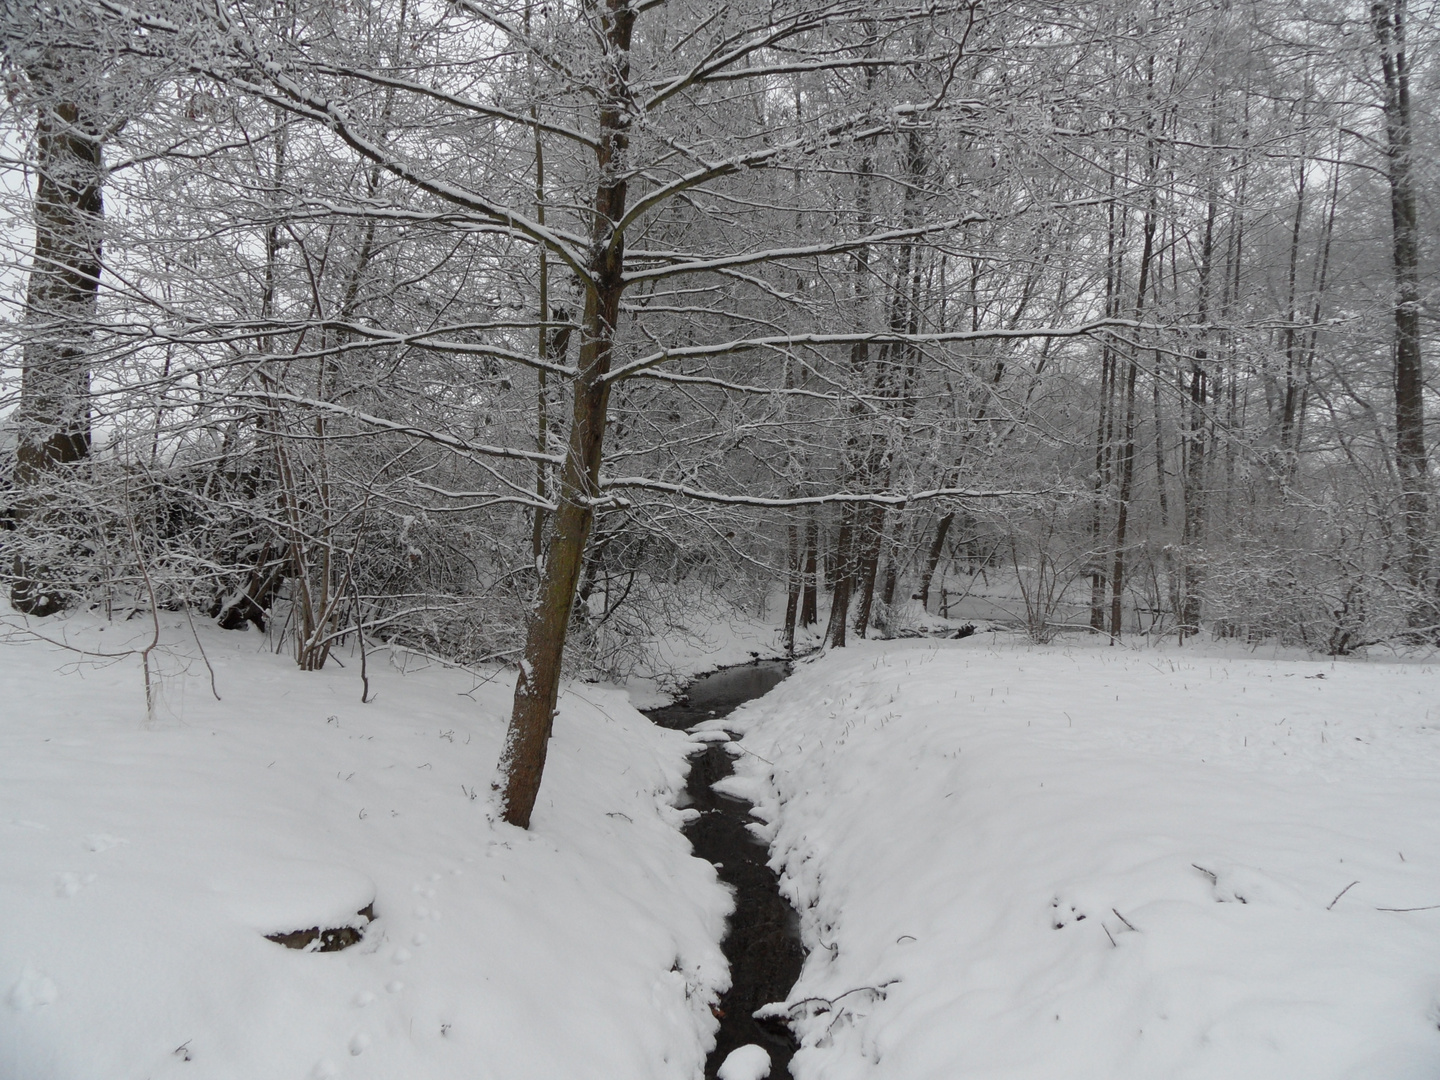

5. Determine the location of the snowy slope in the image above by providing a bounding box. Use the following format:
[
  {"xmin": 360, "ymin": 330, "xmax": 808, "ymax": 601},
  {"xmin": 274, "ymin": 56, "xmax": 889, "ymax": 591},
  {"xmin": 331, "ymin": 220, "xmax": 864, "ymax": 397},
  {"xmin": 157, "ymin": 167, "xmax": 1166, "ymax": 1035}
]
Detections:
[
  {"xmin": 0, "ymin": 614, "xmax": 729, "ymax": 1080},
  {"xmin": 711, "ymin": 638, "xmax": 1440, "ymax": 1080}
]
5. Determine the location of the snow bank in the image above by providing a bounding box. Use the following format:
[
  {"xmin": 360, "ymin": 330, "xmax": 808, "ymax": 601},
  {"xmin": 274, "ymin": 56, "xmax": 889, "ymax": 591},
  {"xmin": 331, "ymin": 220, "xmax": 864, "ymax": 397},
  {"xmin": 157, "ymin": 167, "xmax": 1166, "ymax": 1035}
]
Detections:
[
  {"xmin": 713, "ymin": 638, "xmax": 1440, "ymax": 1079},
  {"xmin": 0, "ymin": 615, "xmax": 729, "ymax": 1079}
]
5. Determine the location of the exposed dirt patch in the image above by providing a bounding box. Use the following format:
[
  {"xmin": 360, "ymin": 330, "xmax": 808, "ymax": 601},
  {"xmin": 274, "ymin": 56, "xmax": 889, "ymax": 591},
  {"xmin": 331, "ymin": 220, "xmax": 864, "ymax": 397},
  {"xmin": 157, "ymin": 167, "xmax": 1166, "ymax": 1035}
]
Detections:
[{"xmin": 266, "ymin": 902, "xmax": 375, "ymax": 952}]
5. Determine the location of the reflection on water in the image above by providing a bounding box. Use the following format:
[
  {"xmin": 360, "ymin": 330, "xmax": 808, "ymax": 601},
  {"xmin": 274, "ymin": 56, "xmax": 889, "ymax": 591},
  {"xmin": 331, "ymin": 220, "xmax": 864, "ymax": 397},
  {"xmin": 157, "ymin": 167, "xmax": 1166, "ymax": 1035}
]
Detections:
[{"xmin": 684, "ymin": 660, "xmax": 788, "ymax": 710}]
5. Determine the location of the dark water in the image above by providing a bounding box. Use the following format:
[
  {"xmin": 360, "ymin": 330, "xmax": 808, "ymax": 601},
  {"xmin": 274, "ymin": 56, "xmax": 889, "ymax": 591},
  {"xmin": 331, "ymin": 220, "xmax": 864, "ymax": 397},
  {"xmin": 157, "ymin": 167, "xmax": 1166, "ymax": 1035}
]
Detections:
[{"xmin": 645, "ymin": 660, "xmax": 805, "ymax": 1079}]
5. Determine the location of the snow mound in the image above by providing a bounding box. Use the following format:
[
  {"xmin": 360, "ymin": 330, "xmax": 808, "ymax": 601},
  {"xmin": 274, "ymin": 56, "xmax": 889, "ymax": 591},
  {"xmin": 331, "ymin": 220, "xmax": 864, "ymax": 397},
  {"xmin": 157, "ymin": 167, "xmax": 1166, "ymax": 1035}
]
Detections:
[
  {"xmin": 0, "ymin": 614, "xmax": 730, "ymax": 1079},
  {"xmin": 724, "ymin": 638, "xmax": 1440, "ymax": 1080},
  {"xmin": 209, "ymin": 860, "xmax": 376, "ymax": 935},
  {"xmin": 717, "ymin": 1042, "xmax": 772, "ymax": 1080}
]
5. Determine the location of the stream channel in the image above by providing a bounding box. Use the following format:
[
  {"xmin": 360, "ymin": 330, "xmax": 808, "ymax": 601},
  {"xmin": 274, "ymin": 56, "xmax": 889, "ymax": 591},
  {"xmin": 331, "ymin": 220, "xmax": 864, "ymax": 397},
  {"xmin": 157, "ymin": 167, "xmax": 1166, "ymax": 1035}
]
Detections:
[{"xmin": 644, "ymin": 660, "xmax": 806, "ymax": 1079}]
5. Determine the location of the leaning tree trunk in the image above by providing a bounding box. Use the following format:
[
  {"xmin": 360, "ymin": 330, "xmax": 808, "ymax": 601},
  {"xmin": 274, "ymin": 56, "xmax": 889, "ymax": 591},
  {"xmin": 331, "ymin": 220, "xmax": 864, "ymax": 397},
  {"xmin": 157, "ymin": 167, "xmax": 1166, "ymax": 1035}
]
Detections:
[
  {"xmin": 493, "ymin": 0, "xmax": 634, "ymax": 829},
  {"xmin": 1373, "ymin": 0, "xmax": 1431, "ymax": 622},
  {"xmin": 917, "ymin": 511, "xmax": 954, "ymax": 612}
]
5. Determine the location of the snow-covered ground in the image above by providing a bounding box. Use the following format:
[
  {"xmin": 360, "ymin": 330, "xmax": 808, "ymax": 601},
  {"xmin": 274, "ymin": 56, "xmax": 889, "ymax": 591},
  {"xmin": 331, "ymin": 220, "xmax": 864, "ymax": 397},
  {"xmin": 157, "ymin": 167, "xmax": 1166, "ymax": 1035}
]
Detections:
[
  {"xmin": 0, "ymin": 615, "xmax": 729, "ymax": 1080},
  {"xmin": 710, "ymin": 636, "xmax": 1440, "ymax": 1080},
  {"xmin": 10, "ymin": 609, "xmax": 1438, "ymax": 1080}
]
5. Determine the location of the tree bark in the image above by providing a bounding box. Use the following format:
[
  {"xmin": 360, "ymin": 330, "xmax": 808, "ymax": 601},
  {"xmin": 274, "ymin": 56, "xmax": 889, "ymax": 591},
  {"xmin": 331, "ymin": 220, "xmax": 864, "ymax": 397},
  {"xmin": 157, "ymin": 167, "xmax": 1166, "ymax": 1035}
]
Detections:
[
  {"xmin": 1373, "ymin": 0, "xmax": 1431, "ymax": 616},
  {"xmin": 1179, "ymin": 167, "xmax": 1219, "ymax": 638},
  {"xmin": 851, "ymin": 503, "xmax": 886, "ymax": 636},
  {"xmin": 799, "ymin": 514, "xmax": 819, "ymax": 626},
  {"xmin": 1110, "ymin": 180, "xmax": 1158, "ymax": 640},
  {"xmin": 782, "ymin": 517, "xmax": 800, "ymax": 654},
  {"xmin": 823, "ymin": 505, "xmax": 856, "ymax": 648},
  {"xmin": 494, "ymin": 0, "xmax": 634, "ymax": 829},
  {"xmin": 11, "ymin": 89, "xmax": 105, "ymax": 616},
  {"xmin": 917, "ymin": 511, "xmax": 953, "ymax": 612}
]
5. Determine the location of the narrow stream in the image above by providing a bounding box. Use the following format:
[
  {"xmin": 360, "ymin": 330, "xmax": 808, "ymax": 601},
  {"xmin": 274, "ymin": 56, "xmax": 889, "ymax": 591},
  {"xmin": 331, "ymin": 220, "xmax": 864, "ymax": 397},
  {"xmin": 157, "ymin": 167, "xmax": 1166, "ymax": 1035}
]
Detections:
[{"xmin": 644, "ymin": 660, "xmax": 805, "ymax": 1079}]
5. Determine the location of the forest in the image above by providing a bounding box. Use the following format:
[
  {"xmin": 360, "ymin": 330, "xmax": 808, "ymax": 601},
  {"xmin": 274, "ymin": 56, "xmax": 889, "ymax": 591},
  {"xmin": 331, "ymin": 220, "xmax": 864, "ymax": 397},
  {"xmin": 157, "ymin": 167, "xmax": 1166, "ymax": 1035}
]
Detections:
[
  {"xmin": 3, "ymin": 0, "xmax": 1435, "ymax": 811},
  {"xmin": 2, "ymin": 3, "xmax": 1440, "ymax": 1077}
]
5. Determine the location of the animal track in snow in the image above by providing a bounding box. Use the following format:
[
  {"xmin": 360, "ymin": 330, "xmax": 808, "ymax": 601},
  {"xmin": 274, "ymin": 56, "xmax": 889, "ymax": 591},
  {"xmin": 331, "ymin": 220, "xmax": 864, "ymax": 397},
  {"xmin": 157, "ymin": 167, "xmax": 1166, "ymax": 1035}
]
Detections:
[
  {"xmin": 7, "ymin": 965, "xmax": 58, "ymax": 1010},
  {"xmin": 83, "ymin": 833, "xmax": 127, "ymax": 852},
  {"xmin": 54, "ymin": 871, "xmax": 95, "ymax": 897}
]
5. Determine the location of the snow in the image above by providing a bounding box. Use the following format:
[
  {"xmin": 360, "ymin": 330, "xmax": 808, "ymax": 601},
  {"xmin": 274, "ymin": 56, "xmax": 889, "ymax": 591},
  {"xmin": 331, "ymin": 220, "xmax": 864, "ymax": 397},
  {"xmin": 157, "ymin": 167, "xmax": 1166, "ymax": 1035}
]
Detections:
[
  {"xmin": 0, "ymin": 614, "xmax": 730, "ymax": 1079},
  {"xmin": 10, "ymin": 608, "xmax": 1440, "ymax": 1079},
  {"xmin": 716, "ymin": 1042, "xmax": 771, "ymax": 1079},
  {"xmin": 708, "ymin": 637, "xmax": 1440, "ymax": 1080}
]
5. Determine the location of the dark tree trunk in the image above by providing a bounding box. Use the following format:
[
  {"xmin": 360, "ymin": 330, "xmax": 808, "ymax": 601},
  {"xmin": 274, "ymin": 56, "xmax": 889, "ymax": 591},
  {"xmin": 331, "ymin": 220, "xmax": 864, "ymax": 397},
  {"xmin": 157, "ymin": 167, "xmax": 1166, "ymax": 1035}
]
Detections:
[
  {"xmin": 494, "ymin": 0, "xmax": 634, "ymax": 829},
  {"xmin": 1373, "ymin": 0, "xmax": 1431, "ymax": 617},
  {"xmin": 1180, "ymin": 171, "xmax": 1219, "ymax": 638},
  {"xmin": 1090, "ymin": 187, "xmax": 1122, "ymax": 633},
  {"xmin": 782, "ymin": 518, "xmax": 800, "ymax": 654},
  {"xmin": 823, "ymin": 505, "xmax": 856, "ymax": 648},
  {"xmin": 918, "ymin": 512, "xmax": 954, "ymax": 612},
  {"xmin": 799, "ymin": 514, "xmax": 819, "ymax": 626},
  {"xmin": 1111, "ymin": 177, "xmax": 1159, "ymax": 640},
  {"xmin": 10, "ymin": 92, "xmax": 104, "ymax": 616},
  {"xmin": 880, "ymin": 552, "xmax": 898, "ymax": 608},
  {"xmin": 851, "ymin": 504, "xmax": 886, "ymax": 637}
]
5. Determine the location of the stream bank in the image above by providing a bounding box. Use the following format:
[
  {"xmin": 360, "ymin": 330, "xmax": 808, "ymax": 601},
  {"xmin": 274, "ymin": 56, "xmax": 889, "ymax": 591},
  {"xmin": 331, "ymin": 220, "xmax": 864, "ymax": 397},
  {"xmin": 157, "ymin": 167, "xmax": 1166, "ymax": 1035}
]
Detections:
[{"xmin": 644, "ymin": 661, "xmax": 805, "ymax": 1079}]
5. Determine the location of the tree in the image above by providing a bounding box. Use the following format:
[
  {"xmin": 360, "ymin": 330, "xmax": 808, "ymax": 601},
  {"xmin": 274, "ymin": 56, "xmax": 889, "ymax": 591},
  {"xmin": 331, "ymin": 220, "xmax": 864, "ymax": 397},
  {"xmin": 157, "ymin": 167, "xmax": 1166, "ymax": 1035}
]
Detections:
[
  {"xmin": 1371, "ymin": 0, "xmax": 1431, "ymax": 624},
  {"xmin": 4, "ymin": 4, "xmax": 115, "ymax": 615}
]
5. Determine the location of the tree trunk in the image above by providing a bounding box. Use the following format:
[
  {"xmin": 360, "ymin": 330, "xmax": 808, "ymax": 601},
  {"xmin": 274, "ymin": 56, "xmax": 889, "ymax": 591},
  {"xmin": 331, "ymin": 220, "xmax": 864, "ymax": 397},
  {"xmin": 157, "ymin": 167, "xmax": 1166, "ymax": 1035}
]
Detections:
[
  {"xmin": 1111, "ymin": 176, "xmax": 1159, "ymax": 640},
  {"xmin": 852, "ymin": 504, "xmax": 886, "ymax": 636},
  {"xmin": 782, "ymin": 517, "xmax": 800, "ymax": 654},
  {"xmin": 1373, "ymin": 0, "xmax": 1431, "ymax": 617},
  {"xmin": 918, "ymin": 512, "xmax": 954, "ymax": 612},
  {"xmin": 1090, "ymin": 183, "xmax": 1122, "ymax": 633},
  {"xmin": 823, "ymin": 505, "xmax": 856, "ymax": 648},
  {"xmin": 1179, "ymin": 169, "xmax": 1219, "ymax": 638},
  {"xmin": 494, "ymin": 0, "xmax": 634, "ymax": 829},
  {"xmin": 11, "ymin": 91, "xmax": 105, "ymax": 616},
  {"xmin": 799, "ymin": 514, "xmax": 819, "ymax": 626}
]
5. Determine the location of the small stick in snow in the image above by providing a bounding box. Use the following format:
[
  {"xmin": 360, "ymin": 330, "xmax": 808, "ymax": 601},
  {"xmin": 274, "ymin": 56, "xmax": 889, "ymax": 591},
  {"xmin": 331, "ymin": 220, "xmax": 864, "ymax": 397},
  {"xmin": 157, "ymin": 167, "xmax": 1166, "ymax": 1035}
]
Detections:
[
  {"xmin": 1376, "ymin": 903, "xmax": 1440, "ymax": 912},
  {"xmin": 1191, "ymin": 864, "xmax": 1218, "ymax": 885},
  {"xmin": 730, "ymin": 744, "xmax": 776, "ymax": 766},
  {"xmin": 1111, "ymin": 908, "xmax": 1138, "ymax": 932},
  {"xmin": 1327, "ymin": 880, "xmax": 1360, "ymax": 910},
  {"xmin": 1103, "ymin": 925, "xmax": 1117, "ymax": 948}
]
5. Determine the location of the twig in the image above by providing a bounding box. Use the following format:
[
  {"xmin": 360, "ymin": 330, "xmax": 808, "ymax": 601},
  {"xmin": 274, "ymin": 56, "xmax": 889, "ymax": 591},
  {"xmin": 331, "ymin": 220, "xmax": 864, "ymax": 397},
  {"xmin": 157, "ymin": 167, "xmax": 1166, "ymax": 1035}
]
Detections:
[
  {"xmin": 1376, "ymin": 903, "xmax": 1440, "ymax": 912},
  {"xmin": 182, "ymin": 604, "xmax": 221, "ymax": 701},
  {"xmin": 123, "ymin": 486, "xmax": 162, "ymax": 722},
  {"xmin": 1103, "ymin": 924, "xmax": 1117, "ymax": 947},
  {"xmin": 1191, "ymin": 863, "xmax": 1218, "ymax": 885},
  {"xmin": 349, "ymin": 558, "xmax": 371, "ymax": 704},
  {"xmin": 1327, "ymin": 880, "xmax": 1360, "ymax": 910},
  {"xmin": 784, "ymin": 982, "xmax": 897, "ymax": 1015},
  {"xmin": 0, "ymin": 617, "xmax": 137, "ymax": 660},
  {"xmin": 1111, "ymin": 908, "xmax": 1137, "ymax": 932},
  {"xmin": 727, "ymin": 742, "xmax": 775, "ymax": 766}
]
